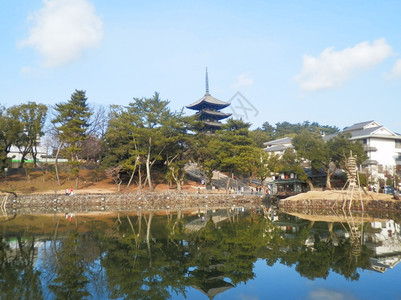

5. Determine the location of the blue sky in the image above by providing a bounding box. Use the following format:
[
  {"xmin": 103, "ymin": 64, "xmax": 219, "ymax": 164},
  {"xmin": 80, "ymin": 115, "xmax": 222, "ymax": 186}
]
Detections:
[{"xmin": 2, "ymin": 0, "xmax": 401, "ymax": 131}]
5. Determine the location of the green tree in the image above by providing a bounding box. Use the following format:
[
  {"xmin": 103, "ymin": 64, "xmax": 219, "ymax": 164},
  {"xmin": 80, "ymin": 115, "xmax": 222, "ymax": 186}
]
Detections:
[
  {"xmin": 252, "ymin": 150, "xmax": 282, "ymax": 185},
  {"xmin": 52, "ymin": 90, "xmax": 92, "ymax": 188},
  {"xmin": 277, "ymin": 149, "xmax": 309, "ymax": 185},
  {"xmin": 0, "ymin": 106, "xmax": 23, "ymax": 172},
  {"xmin": 292, "ymin": 130, "xmax": 328, "ymax": 189},
  {"xmin": 249, "ymin": 129, "xmax": 270, "ymax": 148},
  {"xmin": 7, "ymin": 102, "xmax": 47, "ymax": 168},
  {"xmin": 102, "ymin": 105, "xmax": 136, "ymax": 189},
  {"xmin": 215, "ymin": 119, "xmax": 257, "ymax": 190},
  {"xmin": 293, "ymin": 130, "xmax": 367, "ymax": 189},
  {"xmin": 126, "ymin": 92, "xmax": 175, "ymax": 191},
  {"xmin": 103, "ymin": 93, "xmax": 176, "ymax": 191},
  {"xmin": 163, "ymin": 114, "xmax": 193, "ymax": 191},
  {"xmin": 192, "ymin": 132, "xmax": 220, "ymax": 187},
  {"xmin": 261, "ymin": 121, "xmax": 339, "ymax": 140},
  {"xmin": 261, "ymin": 121, "xmax": 275, "ymax": 140}
]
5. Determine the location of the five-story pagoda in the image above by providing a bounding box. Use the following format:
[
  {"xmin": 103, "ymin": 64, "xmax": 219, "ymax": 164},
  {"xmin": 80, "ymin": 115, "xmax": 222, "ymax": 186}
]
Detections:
[{"xmin": 186, "ymin": 69, "xmax": 231, "ymax": 133}]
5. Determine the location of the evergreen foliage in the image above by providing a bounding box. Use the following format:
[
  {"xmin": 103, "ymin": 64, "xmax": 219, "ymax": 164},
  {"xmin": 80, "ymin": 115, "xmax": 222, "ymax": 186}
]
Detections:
[
  {"xmin": 1, "ymin": 90, "xmax": 373, "ymax": 190},
  {"xmin": 51, "ymin": 90, "xmax": 92, "ymax": 187}
]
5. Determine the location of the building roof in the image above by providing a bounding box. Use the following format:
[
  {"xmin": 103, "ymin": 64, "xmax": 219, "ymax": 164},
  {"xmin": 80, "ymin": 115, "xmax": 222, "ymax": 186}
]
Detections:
[
  {"xmin": 362, "ymin": 159, "xmax": 378, "ymax": 165},
  {"xmin": 187, "ymin": 93, "xmax": 231, "ymax": 111},
  {"xmin": 352, "ymin": 127, "xmax": 401, "ymax": 141},
  {"xmin": 203, "ymin": 120, "xmax": 224, "ymax": 128},
  {"xmin": 264, "ymin": 144, "xmax": 292, "ymax": 153},
  {"xmin": 343, "ymin": 120, "xmax": 379, "ymax": 131},
  {"xmin": 263, "ymin": 137, "xmax": 292, "ymax": 147},
  {"xmin": 325, "ymin": 121, "xmax": 401, "ymax": 141}
]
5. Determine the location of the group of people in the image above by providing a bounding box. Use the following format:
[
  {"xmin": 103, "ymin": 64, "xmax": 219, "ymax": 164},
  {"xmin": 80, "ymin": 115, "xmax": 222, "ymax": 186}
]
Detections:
[
  {"xmin": 65, "ymin": 212, "xmax": 75, "ymax": 222},
  {"xmin": 251, "ymin": 187, "xmax": 266, "ymax": 195},
  {"xmin": 65, "ymin": 188, "xmax": 75, "ymax": 196}
]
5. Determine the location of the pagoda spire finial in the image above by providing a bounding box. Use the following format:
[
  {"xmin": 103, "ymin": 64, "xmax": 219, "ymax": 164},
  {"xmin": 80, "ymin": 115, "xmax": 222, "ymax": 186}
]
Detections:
[{"xmin": 205, "ymin": 67, "xmax": 210, "ymax": 95}]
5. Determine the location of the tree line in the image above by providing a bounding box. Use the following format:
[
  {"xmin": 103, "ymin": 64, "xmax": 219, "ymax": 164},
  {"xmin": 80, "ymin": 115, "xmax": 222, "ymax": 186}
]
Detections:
[{"xmin": 0, "ymin": 90, "xmax": 366, "ymax": 190}]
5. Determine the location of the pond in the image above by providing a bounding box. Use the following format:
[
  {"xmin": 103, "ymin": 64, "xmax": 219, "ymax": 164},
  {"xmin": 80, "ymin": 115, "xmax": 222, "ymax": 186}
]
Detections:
[{"xmin": 1, "ymin": 205, "xmax": 401, "ymax": 299}]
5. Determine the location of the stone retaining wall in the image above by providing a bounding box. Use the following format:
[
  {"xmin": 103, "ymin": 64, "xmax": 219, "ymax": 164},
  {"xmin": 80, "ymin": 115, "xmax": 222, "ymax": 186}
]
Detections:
[
  {"xmin": 279, "ymin": 198, "xmax": 401, "ymax": 212},
  {"xmin": 3, "ymin": 193, "xmax": 265, "ymax": 215}
]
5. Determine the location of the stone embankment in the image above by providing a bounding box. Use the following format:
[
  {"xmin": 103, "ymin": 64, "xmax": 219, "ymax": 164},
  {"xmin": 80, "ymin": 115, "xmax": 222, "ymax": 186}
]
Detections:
[
  {"xmin": 2, "ymin": 192, "xmax": 265, "ymax": 215},
  {"xmin": 279, "ymin": 190, "xmax": 401, "ymax": 212}
]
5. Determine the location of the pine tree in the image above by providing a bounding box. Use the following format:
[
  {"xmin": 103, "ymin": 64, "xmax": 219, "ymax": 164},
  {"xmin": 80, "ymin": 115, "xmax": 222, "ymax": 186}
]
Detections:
[{"xmin": 52, "ymin": 90, "xmax": 92, "ymax": 188}]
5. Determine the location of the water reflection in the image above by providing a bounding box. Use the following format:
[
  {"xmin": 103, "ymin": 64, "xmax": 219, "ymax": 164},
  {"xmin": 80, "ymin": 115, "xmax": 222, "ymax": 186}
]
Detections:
[{"xmin": 0, "ymin": 206, "xmax": 400, "ymax": 299}]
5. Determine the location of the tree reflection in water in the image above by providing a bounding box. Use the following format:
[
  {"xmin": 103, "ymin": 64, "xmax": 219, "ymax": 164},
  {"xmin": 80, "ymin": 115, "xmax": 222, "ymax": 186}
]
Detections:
[
  {"xmin": 0, "ymin": 234, "xmax": 43, "ymax": 299},
  {"xmin": 48, "ymin": 230, "xmax": 90, "ymax": 299},
  {"xmin": 0, "ymin": 207, "xmax": 397, "ymax": 299}
]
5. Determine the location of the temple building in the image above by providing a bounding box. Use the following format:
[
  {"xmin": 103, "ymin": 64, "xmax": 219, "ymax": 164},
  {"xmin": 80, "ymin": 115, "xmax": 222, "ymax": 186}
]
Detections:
[{"xmin": 186, "ymin": 69, "xmax": 231, "ymax": 133}]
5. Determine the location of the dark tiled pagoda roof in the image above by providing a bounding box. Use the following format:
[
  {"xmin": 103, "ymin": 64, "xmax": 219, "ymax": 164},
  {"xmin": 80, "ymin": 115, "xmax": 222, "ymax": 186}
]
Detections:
[
  {"xmin": 196, "ymin": 109, "xmax": 231, "ymax": 120},
  {"xmin": 203, "ymin": 120, "xmax": 224, "ymax": 128},
  {"xmin": 186, "ymin": 92, "xmax": 231, "ymax": 111}
]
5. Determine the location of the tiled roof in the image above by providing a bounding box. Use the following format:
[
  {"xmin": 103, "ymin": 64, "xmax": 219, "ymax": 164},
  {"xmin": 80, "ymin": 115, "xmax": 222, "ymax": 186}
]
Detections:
[
  {"xmin": 325, "ymin": 121, "xmax": 401, "ymax": 141},
  {"xmin": 264, "ymin": 144, "xmax": 293, "ymax": 152},
  {"xmin": 362, "ymin": 159, "xmax": 378, "ymax": 165},
  {"xmin": 263, "ymin": 137, "xmax": 292, "ymax": 146},
  {"xmin": 187, "ymin": 93, "xmax": 230, "ymax": 110},
  {"xmin": 203, "ymin": 120, "xmax": 223, "ymax": 127},
  {"xmin": 197, "ymin": 110, "xmax": 231, "ymax": 120},
  {"xmin": 343, "ymin": 120, "xmax": 376, "ymax": 131},
  {"xmin": 347, "ymin": 126, "xmax": 384, "ymax": 138}
]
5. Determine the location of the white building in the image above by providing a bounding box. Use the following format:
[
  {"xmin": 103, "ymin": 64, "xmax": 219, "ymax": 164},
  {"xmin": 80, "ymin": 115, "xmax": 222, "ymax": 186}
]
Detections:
[
  {"xmin": 365, "ymin": 219, "xmax": 401, "ymax": 273},
  {"xmin": 263, "ymin": 137, "xmax": 293, "ymax": 157},
  {"xmin": 340, "ymin": 121, "xmax": 401, "ymax": 181},
  {"xmin": 8, "ymin": 145, "xmax": 47, "ymax": 165},
  {"xmin": 263, "ymin": 121, "xmax": 401, "ymax": 185},
  {"xmin": 6, "ymin": 138, "xmax": 64, "ymax": 166}
]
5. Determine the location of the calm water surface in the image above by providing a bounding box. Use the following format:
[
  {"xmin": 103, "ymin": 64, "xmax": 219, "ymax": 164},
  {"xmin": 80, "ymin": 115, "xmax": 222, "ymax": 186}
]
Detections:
[{"xmin": 1, "ymin": 205, "xmax": 401, "ymax": 299}]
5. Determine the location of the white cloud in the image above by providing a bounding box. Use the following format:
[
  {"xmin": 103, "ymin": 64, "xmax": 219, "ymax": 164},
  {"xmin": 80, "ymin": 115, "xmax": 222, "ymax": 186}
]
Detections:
[
  {"xmin": 233, "ymin": 73, "xmax": 254, "ymax": 90},
  {"xmin": 294, "ymin": 38, "xmax": 393, "ymax": 92},
  {"xmin": 387, "ymin": 59, "xmax": 401, "ymax": 78},
  {"xmin": 20, "ymin": 0, "xmax": 103, "ymax": 67},
  {"xmin": 308, "ymin": 288, "xmax": 357, "ymax": 300}
]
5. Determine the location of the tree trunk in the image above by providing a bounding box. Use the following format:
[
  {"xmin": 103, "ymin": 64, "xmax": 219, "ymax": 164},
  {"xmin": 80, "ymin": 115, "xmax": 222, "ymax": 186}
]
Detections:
[
  {"xmin": 145, "ymin": 137, "xmax": 153, "ymax": 191},
  {"xmin": 226, "ymin": 176, "xmax": 231, "ymax": 194},
  {"xmin": 55, "ymin": 142, "xmax": 62, "ymax": 186},
  {"xmin": 127, "ymin": 169, "xmax": 135, "ymax": 188},
  {"xmin": 146, "ymin": 155, "xmax": 153, "ymax": 191},
  {"xmin": 326, "ymin": 168, "xmax": 336, "ymax": 190},
  {"xmin": 306, "ymin": 178, "xmax": 314, "ymax": 191},
  {"xmin": 138, "ymin": 167, "xmax": 142, "ymax": 189},
  {"xmin": 146, "ymin": 212, "xmax": 153, "ymax": 255},
  {"xmin": 32, "ymin": 143, "xmax": 38, "ymax": 167},
  {"xmin": 18, "ymin": 153, "xmax": 26, "ymax": 168},
  {"xmin": 170, "ymin": 167, "xmax": 182, "ymax": 192},
  {"xmin": 127, "ymin": 156, "xmax": 139, "ymax": 187}
]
